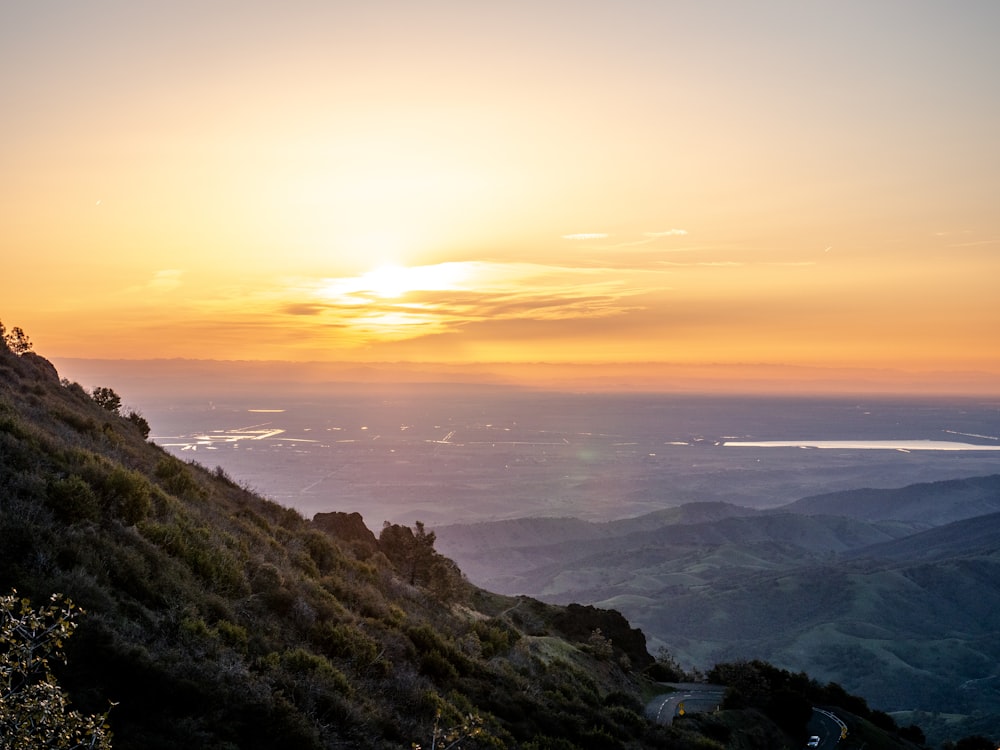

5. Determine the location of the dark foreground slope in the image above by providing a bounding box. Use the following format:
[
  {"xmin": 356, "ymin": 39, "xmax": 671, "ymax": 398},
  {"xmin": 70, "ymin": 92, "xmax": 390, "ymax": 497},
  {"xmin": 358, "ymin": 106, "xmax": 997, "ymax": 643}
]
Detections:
[{"xmin": 0, "ymin": 346, "xmax": 664, "ymax": 748}]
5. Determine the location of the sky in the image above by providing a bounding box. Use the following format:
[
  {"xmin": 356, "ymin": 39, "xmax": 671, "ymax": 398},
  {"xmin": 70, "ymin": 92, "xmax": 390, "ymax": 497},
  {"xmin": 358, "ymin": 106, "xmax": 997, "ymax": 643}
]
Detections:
[{"xmin": 3, "ymin": 1, "xmax": 1000, "ymax": 389}]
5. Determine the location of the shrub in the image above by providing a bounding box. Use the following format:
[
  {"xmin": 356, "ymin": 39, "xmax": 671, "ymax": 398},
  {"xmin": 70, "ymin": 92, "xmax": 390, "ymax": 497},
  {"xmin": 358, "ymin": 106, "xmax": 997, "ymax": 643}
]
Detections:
[
  {"xmin": 46, "ymin": 474, "xmax": 100, "ymax": 523},
  {"xmin": 154, "ymin": 457, "xmax": 206, "ymax": 501},
  {"xmin": 101, "ymin": 466, "xmax": 152, "ymax": 525},
  {"xmin": 123, "ymin": 409, "xmax": 150, "ymax": 439},
  {"xmin": 311, "ymin": 621, "xmax": 379, "ymax": 667}
]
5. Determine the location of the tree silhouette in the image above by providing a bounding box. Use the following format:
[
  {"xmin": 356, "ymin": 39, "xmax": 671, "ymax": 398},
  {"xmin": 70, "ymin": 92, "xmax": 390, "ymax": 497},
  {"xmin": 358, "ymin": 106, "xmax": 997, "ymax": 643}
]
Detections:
[
  {"xmin": 0, "ymin": 320, "xmax": 33, "ymax": 355},
  {"xmin": 91, "ymin": 387, "xmax": 122, "ymax": 414}
]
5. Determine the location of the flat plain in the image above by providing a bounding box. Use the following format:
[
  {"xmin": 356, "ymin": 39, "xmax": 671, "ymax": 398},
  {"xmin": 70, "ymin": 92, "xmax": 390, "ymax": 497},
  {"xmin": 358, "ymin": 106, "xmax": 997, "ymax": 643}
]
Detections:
[{"xmin": 144, "ymin": 388, "xmax": 1000, "ymax": 529}]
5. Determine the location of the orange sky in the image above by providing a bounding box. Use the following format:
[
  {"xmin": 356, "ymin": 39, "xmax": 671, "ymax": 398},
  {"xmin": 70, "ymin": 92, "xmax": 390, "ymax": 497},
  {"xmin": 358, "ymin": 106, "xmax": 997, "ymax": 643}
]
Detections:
[{"xmin": 3, "ymin": 2, "xmax": 1000, "ymax": 389}]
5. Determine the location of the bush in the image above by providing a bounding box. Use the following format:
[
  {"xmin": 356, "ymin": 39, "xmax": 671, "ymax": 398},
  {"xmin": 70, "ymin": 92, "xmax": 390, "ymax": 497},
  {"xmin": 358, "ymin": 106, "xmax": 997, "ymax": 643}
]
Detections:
[
  {"xmin": 154, "ymin": 457, "xmax": 206, "ymax": 501},
  {"xmin": 123, "ymin": 409, "xmax": 150, "ymax": 439},
  {"xmin": 46, "ymin": 474, "xmax": 101, "ymax": 523},
  {"xmin": 101, "ymin": 466, "xmax": 152, "ymax": 525}
]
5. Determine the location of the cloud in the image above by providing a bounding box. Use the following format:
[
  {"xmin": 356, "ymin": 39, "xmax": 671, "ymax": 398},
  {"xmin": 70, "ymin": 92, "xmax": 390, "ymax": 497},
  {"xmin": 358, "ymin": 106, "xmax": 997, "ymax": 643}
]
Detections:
[
  {"xmin": 283, "ymin": 303, "xmax": 328, "ymax": 316},
  {"xmin": 657, "ymin": 261, "xmax": 743, "ymax": 267},
  {"xmin": 604, "ymin": 230, "xmax": 691, "ymax": 249},
  {"xmin": 148, "ymin": 269, "xmax": 183, "ymax": 292},
  {"xmin": 561, "ymin": 233, "xmax": 609, "ymax": 240},
  {"xmin": 263, "ymin": 261, "xmax": 652, "ymax": 344},
  {"xmin": 122, "ymin": 269, "xmax": 184, "ymax": 296}
]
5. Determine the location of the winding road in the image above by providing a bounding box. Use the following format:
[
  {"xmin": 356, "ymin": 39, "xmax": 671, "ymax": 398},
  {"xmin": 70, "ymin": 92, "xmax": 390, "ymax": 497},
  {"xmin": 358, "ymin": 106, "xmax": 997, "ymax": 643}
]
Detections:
[
  {"xmin": 645, "ymin": 683, "xmax": 727, "ymax": 725},
  {"xmin": 808, "ymin": 707, "xmax": 848, "ymax": 749},
  {"xmin": 646, "ymin": 685, "xmax": 848, "ymax": 750}
]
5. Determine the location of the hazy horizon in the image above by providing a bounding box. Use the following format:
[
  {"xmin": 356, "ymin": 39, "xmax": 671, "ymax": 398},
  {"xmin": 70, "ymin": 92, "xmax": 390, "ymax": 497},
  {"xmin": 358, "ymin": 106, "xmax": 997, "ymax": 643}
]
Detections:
[{"xmin": 51, "ymin": 356, "xmax": 1000, "ymax": 400}]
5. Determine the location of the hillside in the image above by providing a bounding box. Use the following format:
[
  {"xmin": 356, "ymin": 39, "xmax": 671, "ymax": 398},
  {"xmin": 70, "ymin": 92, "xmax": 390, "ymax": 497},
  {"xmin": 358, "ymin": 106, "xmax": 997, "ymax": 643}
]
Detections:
[
  {"xmin": 437, "ymin": 482, "xmax": 1000, "ymax": 745},
  {"xmin": 435, "ymin": 508, "xmax": 910, "ymax": 597},
  {"xmin": 0, "ymin": 343, "xmax": 680, "ymax": 748}
]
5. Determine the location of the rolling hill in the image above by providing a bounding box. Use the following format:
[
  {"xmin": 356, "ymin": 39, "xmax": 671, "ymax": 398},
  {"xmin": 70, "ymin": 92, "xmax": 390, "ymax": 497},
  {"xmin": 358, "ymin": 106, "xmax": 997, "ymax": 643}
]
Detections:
[
  {"xmin": 781, "ymin": 475, "xmax": 1000, "ymax": 526},
  {"xmin": 437, "ymin": 477, "xmax": 1000, "ymax": 745}
]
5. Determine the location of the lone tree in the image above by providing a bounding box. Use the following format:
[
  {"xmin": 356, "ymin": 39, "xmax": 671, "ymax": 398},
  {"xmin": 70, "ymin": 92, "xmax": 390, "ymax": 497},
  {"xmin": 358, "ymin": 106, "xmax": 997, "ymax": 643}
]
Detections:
[
  {"xmin": 90, "ymin": 387, "xmax": 122, "ymax": 414},
  {"xmin": 379, "ymin": 521, "xmax": 463, "ymax": 599},
  {"xmin": 0, "ymin": 319, "xmax": 33, "ymax": 355},
  {"xmin": 89, "ymin": 386, "xmax": 151, "ymax": 439},
  {"xmin": 0, "ymin": 590, "xmax": 113, "ymax": 749},
  {"xmin": 380, "ymin": 521, "xmax": 439, "ymax": 586}
]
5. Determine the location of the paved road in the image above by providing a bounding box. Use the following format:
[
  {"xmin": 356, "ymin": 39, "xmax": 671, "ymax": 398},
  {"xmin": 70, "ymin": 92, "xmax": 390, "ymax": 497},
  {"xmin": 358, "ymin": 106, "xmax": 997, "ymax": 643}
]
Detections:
[
  {"xmin": 645, "ymin": 683, "xmax": 727, "ymax": 725},
  {"xmin": 807, "ymin": 708, "xmax": 848, "ymax": 749}
]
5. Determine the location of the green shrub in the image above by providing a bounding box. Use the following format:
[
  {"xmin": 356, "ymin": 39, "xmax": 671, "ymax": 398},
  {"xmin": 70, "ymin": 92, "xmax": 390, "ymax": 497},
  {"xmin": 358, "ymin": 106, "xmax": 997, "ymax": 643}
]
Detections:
[
  {"xmin": 472, "ymin": 620, "xmax": 519, "ymax": 659},
  {"xmin": 217, "ymin": 620, "xmax": 249, "ymax": 652},
  {"xmin": 46, "ymin": 474, "xmax": 100, "ymax": 523},
  {"xmin": 419, "ymin": 649, "xmax": 459, "ymax": 683},
  {"xmin": 101, "ymin": 465, "xmax": 152, "ymax": 525},
  {"xmin": 311, "ymin": 621, "xmax": 379, "ymax": 667},
  {"xmin": 300, "ymin": 529, "xmax": 341, "ymax": 575},
  {"xmin": 154, "ymin": 457, "xmax": 206, "ymax": 501},
  {"xmin": 53, "ymin": 408, "xmax": 98, "ymax": 435}
]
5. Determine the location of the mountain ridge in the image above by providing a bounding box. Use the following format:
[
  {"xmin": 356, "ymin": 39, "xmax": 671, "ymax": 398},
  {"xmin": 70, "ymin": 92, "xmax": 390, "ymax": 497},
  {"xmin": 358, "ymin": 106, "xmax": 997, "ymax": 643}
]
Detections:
[{"xmin": 436, "ymin": 473, "xmax": 1000, "ymax": 745}]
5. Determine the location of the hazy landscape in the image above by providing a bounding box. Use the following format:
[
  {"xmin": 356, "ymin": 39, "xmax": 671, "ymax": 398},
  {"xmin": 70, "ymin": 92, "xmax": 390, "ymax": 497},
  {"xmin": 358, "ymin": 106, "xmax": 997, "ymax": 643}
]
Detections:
[
  {"xmin": 52, "ymin": 362, "xmax": 997, "ymax": 743},
  {"xmin": 119, "ymin": 381, "xmax": 1000, "ymax": 528},
  {"xmin": 110, "ymin": 378, "xmax": 999, "ymax": 743}
]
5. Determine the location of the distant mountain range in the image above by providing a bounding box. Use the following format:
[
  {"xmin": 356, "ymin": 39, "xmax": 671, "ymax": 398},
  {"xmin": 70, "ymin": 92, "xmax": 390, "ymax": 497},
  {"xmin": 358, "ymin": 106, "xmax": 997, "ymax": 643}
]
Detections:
[
  {"xmin": 436, "ymin": 474, "xmax": 1000, "ymax": 744},
  {"xmin": 781, "ymin": 474, "xmax": 1000, "ymax": 525}
]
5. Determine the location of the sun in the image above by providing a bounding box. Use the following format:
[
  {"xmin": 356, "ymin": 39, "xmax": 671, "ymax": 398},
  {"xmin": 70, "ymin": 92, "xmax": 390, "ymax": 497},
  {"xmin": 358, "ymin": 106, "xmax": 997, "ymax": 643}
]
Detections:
[
  {"xmin": 355, "ymin": 262, "xmax": 469, "ymax": 299},
  {"xmin": 359, "ymin": 264, "xmax": 412, "ymax": 298}
]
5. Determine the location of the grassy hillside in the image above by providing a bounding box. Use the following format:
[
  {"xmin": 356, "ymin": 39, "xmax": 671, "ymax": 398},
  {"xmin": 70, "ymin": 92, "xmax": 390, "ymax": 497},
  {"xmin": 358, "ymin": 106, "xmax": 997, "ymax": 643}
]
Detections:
[{"xmin": 0, "ymin": 335, "xmax": 851, "ymax": 750}]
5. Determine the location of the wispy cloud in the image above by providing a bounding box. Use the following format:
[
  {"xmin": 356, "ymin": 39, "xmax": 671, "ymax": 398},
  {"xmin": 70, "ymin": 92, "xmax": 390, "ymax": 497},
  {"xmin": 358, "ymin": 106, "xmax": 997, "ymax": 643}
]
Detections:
[
  {"xmin": 603, "ymin": 229, "xmax": 691, "ymax": 249},
  {"xmin": 644, "ymin": 229, "xmax": 688, "ymax": 237},
  {"xmin": 121, "ymin": 269, "xmax": 184, "ymax": 296},
  {"xmin": 157, "ymin": 253, "xmax": 822, "ymax": 354},
  {"xmin": 268, "ymin": 261, "xmax": 648, "ymax": 343},
  {"xmin": 946, "ymin": 239, "xmax": 998, "ymax": 248},
  {"xmin": 656, "ymin": 261, "xmax": 743, "ymax": 267}
]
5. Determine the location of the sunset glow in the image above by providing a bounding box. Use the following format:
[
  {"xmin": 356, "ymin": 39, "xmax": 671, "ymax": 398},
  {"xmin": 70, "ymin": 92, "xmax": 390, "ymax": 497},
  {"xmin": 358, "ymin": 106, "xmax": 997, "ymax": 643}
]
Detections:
[{"xmin": 3, "ymin": 2, "xmax": 999, "ymax": 391}]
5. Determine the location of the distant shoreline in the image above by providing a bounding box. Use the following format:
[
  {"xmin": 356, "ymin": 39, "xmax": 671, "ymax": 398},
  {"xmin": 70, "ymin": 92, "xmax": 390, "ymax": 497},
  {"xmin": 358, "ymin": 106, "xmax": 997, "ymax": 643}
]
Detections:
[{"xmin": 724, "ymin": 439, "xmax": 1000, "ymax": 451}]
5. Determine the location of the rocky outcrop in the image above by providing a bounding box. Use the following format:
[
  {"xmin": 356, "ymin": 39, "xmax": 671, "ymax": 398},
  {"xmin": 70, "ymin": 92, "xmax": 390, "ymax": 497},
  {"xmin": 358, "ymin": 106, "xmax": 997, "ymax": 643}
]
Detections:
[{"xmin": 313, "ymin": 511, "xmax": 379, "ymax": 555}]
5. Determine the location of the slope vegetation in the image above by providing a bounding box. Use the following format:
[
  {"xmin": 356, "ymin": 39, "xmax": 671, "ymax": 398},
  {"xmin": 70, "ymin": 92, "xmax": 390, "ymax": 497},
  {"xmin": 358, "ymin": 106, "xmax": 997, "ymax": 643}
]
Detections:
[{"xmin": 0, "ymin": 346, "xmax": 673, "ymax": 749}]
